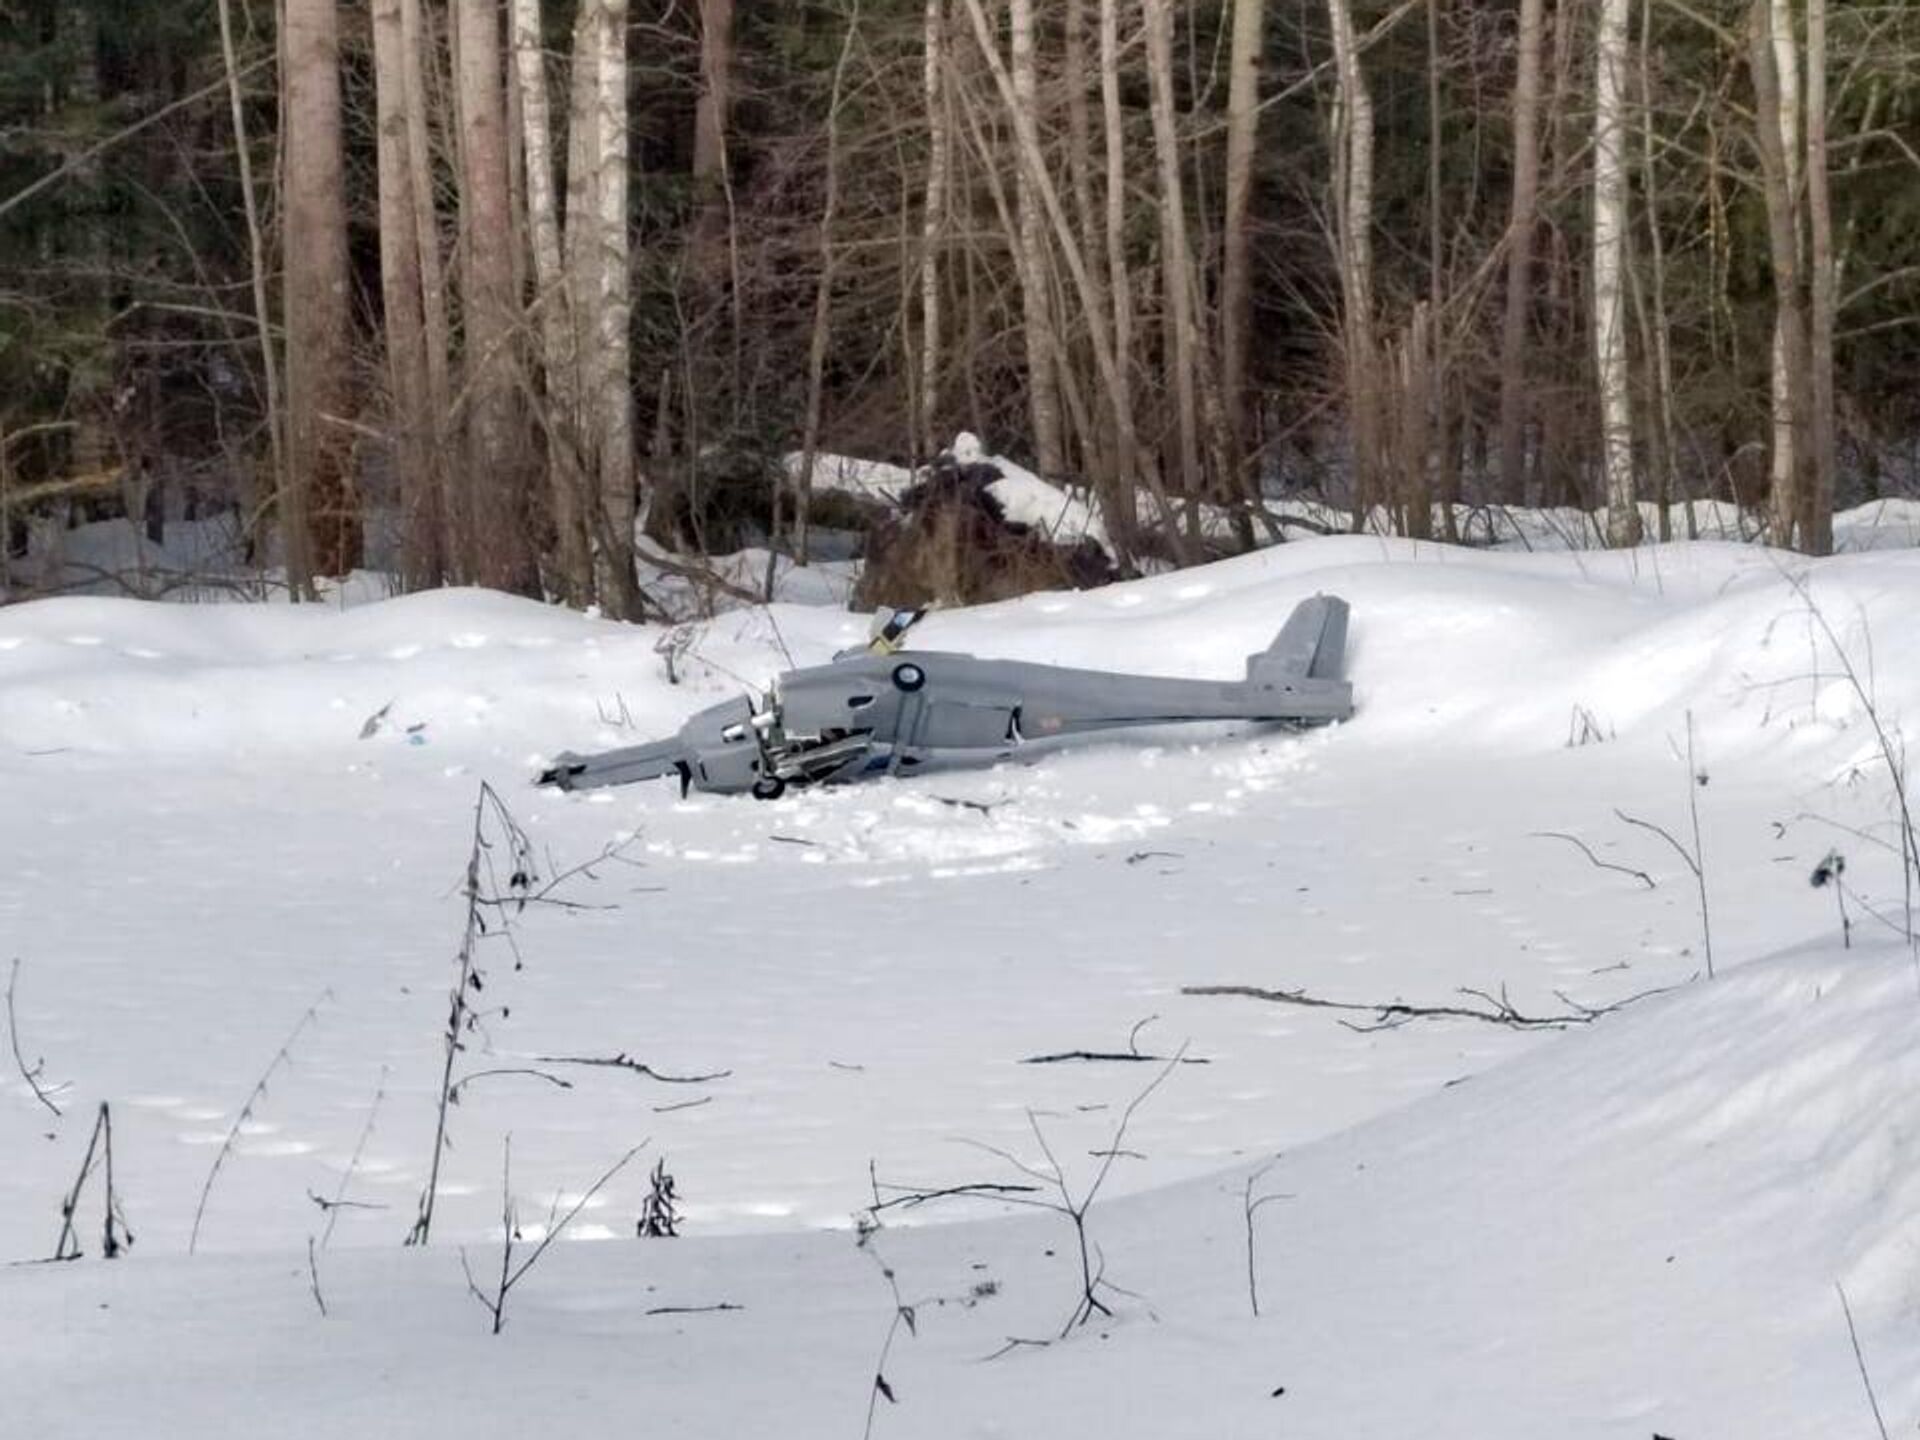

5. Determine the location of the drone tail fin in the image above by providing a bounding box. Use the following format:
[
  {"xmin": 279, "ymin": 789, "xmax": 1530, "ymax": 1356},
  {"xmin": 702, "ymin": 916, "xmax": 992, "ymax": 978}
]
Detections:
[{"xmin": 1248, "ymin": 594, "xmax": 1350, "ymax": 686}]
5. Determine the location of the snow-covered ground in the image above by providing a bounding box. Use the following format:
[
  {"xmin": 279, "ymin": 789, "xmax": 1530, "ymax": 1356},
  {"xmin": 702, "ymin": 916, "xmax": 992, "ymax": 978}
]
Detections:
[{"xmin": 4, "ymin": 534, "xmax": 1919, "ymax": 1436}]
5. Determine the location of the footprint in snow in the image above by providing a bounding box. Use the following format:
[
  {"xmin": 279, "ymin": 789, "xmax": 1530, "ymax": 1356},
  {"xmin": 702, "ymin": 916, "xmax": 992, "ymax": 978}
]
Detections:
[
  {"xmin": 64, "ymin": 635, "xmax": 104, "ymax": 647},
  {"xmin": 385, "ymin": 643, "xmax": 423, "ymax": 660},
  {"xmin": 450, "ymin": 633, "xmax": 489, "ymax": 649}
]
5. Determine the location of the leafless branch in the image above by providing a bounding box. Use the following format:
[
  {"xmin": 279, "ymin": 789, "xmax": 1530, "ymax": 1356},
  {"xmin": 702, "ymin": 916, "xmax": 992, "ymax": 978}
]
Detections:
[
  {"xmin": 1530, "ymin": 831, "xmax": 1657, "ymax": 889},
  {"xmin": 5, "ymin": 958, "xmax": 65, "ymax": 1118},
  {"xmin": 531, "ymin": 1052, "xmax": 731, "ymax": 1085},
  {"xmin": 1836, "ymin": 1282, "xmax": 1891, "ymax": 1440},
  {"xmin": 189, "ymin": 990, "xmax": 331, "ymax": 1253},
  {"xmin": 1182, "ymin": 981, "xmax": 1677, "ymax": 1032}
]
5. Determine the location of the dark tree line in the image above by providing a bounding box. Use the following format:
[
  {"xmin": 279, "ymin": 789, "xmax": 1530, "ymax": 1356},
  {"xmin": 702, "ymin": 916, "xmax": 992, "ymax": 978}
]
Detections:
[{"xmin": 3, "ymin": 0, "xmax": 1919, "ymax": 608}]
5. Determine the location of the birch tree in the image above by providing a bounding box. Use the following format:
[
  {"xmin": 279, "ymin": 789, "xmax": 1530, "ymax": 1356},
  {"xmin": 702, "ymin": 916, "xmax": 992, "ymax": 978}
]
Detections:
[
  {"xmin": 453, "ymin": 0, "xmax": 533, "ymax": 590},
  {"xmin": 1221, "ymin": 0, "xmax": 1265, "ymax": 461},
  {"xmin": 1324, "ymin": 0, "xmax": 1377, "ymax": 530},
  {"xmin": 1495, "ymin": 0, "xmax": 1548, "ymax": 503},
  {"xmin": 1804, "ymin": 0, "xmax": 1835, "ymax": 556},
  {"xmin": 1593, "ymin": 0, "xmax": 1640, "ymax": 546},
  {"xmin": 1009, "ymin": 0, "xmax": 1065, "ymax": 476},
  {"xmin": 919, "ymin": 0, "xmax": 949, "ymax": 449},
  {"xmin": 512, "ymin": 0, "xmax": 591, "ymax": 602},
  {"xmin": 1749, "ymin": 0, "xmax": 1813, "ymax": 553},
  {"xmin": 591, "ymin": 0, "xmax": 640, "ymax": 616},
  {"xmin": 373, "ymin": 0, "xmax": 441, "ymax": 587}
]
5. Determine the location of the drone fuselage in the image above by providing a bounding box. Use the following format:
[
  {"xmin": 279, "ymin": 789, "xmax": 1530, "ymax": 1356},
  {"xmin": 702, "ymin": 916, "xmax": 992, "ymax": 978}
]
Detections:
[{"xmin": 540, "ymin": 594, "xmax": 1353, "ymax": 798}]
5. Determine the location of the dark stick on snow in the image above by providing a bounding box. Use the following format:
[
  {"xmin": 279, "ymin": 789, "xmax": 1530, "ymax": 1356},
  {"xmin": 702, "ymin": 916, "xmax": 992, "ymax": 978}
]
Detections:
[
  {"xmin": 5, "ymin": 957, "xmax": 64, "ymax": 1117},
  {"xmin": 1241, "ymin": 1156, "xmax": 1292, "ymax": 1319},
  {"xmin": 867, "ymin": 1181, "xmax": 1044, "ymax": 1214},
  {"xmin": 306, "ymin": 1235, "xmax": 328, "ymax": 1318},
  {"xmin": 1020, "ymin": 1049, "xmax": 1209, "ymax": 1065},
  {"xmin": 652, "ymin": 1095, "xmax": 714, "ymax": 1114},
  {"xmin": 1529, "ymin": 831, "xmax": 1657, "ymax": 889},
  {"xmin": 645, "ymin": 1302, "xmax": 744, "ymax": 1316},
  {"xmin": 1020, "ymin": 1014, "xmax": 1208, "ymax": 1065},
  {"xmin": 1182, "ymin": 981, "xmax": 1678, "ymax": 1032},
  {"xmin": 1836, "ymin": 1282, "xmax": 1892, "ymax": 1440},
  {"xmin": 532, "ymin": 1053, "xmax": 731, "ymax": 1085},
  {"xmin": 53, "ymin": 1104, "xmax": 107, "ymax": 1259}
]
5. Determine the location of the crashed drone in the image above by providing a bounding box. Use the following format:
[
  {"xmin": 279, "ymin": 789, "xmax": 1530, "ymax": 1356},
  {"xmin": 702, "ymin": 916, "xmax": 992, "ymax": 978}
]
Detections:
[{"xmin": 539, "ymin": 594, "xmax": 1353, "ymax": 800}]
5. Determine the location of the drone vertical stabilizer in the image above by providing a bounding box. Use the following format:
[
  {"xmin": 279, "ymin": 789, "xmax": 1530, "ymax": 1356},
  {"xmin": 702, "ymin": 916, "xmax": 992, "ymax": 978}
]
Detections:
[{"xmin": 1246, "ymin": 593, "xmax": 1350, "ymax": 688}]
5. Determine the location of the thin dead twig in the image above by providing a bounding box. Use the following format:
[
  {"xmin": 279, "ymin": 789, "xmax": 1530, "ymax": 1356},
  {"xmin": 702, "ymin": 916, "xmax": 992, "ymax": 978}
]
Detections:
[
  {"xmin": 462, "ymin": 1138, "xmax": 647, "ymax": 1334},
  {"xmin": 531, "ymin": 1052, "xmax": 731, "ymax": 1085},
  {"xmin": 1836, "ymin": 1282, "xmax": 1891, "ymax": 1440},
  {"xmin": 1530, "ymin": 831, "xmax": 1657, "ymax": 889},
  {"xmin": 5, "ymin": 957, "xmax": 65, "ymax": 1118},
  {"xmin": 1020, "ymin": 1014, "xmax": 1210, "ymax": 1066},
  {"xmin": 1182, "ymin": 981, "xmax": 1678, "ymax": 1032},
  {"xmin": 189, "ymin": 990, "xmax": 330, "ymax": 1253}
]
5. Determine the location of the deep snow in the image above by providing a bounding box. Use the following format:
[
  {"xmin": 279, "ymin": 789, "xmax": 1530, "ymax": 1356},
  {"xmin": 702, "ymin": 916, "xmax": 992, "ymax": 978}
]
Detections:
[{"xmin": 3, "ymin": 532, "xmax": 1918, "ymax": 1436}]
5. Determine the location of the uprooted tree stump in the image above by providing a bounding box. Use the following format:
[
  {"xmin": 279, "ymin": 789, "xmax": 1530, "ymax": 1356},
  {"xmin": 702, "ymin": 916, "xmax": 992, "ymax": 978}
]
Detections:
[{"xmin": 854, "ymin": 456, "xmax": 1116, "ymax": 611}]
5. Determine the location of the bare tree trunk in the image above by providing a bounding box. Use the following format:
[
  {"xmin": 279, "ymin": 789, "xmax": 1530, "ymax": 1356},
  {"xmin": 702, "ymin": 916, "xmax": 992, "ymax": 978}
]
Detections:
[
  {"xmin": 1593, "ymin": 0, "xmax": 1640, "ymax": 546},
  {"xmin": 693, "ymin": 0, "xmax": 736, "ymax": 183},
  {"xmin": 1145, "ymin": 0, "xmax": 1204, "ymax": 517},
  {"xmin": 1804, "ymin": 0, "xmax": 1835, "ymax": 555},
  {"xmin": 1325, "ymin": 0, "xmax": 1377, "ymax": 532},
  {"xmin": 284, "ymin": 0, "xmax": 360, "ymax": 579},
  {"xmin": 565, "ymin": 0, "xmax": 600, "ymax": 438},
  {"xmin": 692, "ymin": 0, "xmax": 744, "ymax": 413},
  {"xmin": 1638, "ymin": 0, "xmax": 1678, "ymax": 543},
  {"xmin": 592, "ymin": 0, "xmax": 640, "ymax": 615},
  {"xmin": 1749, "ymin": 0, "xmax": 1810, "ymax": 553},
  {"xmin": 373, "ymin": 0, "xmax": 439, "ymax": 590},
  {"xmin": 1062, "ymin": 0, "xmax": 1107, "ymax": 463},
  {"xmin": 1098, "ymin": 0, "xmax": 1143, "ymax": 550},
  {"xmin": 213, "ymin": 0, "xmax": 303, "ymax": 595},
  {"xmin": 794, "ymin": 1, "xmax": 860, "ymax": 578},
  {"xmin": 1221, "ymin": 0, "xmax": 1263, "ymax": 463},
  {"xmin": 401, "ymin": 0, "xmax": 453, "ymax": 581},
  {"xmin": 919, "ymin": 0, "xmax": 949, "ymax": 451},
  {"xmin": 1414, "ymin": 0, "xmax": 1442, "ymax": 542},
  {"xmin": 454, "ymin": 0, "xmax": 533, "ymax": 591},
  {"xmin": 512, "ymin": 0, "xmax": 591, "ymax": 603},
  {"xmin": 1766, "ymin": 0, "xmax": 1802, "ymax": 546},
  {"xmin": 1495, "ymin": 0, "xmax": 1547, "ymax": 505},
  {"xmin": 960, "ymin": 0, "xmax": 1166, "ymax": 555},
  {"xmin": 1009, "ymin": 0, "xmax": 1065, "ymax": 475}
]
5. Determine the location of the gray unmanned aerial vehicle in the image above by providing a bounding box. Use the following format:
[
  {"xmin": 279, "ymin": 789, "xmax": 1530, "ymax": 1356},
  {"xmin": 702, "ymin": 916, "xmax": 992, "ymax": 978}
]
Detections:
[{"xmin": 539, "ymin": 593, "xmax": 1353, "ymax": 800}]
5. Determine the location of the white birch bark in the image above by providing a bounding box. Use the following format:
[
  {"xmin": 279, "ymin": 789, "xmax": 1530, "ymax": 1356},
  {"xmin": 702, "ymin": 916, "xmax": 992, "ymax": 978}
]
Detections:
[
  {"xmin": 593, "ymin": 0, "xmax": 637, "ymax": 612},
  {"xmin": 1009, "ymin": 0, "xmax": 1065, "ymax": 475},
  {"xmin": 1593, "ymin": 0, "xmax": 1639, "ymax": 545},
  {"xmin": 373, "ymin": 0, "xmax": 438, "ymax": 586},
  {"xmin": 919, "ymin": 0, "xmax": 948, "ymax": 446},
  {"xmin": 511, "ymin": 0, "xmax": 591, "ymax": 601},
  {"xmin": 1767, "ymin": 0, "xmax": 1801, "ymax": 544},
  {"xmin": 1325, "ymin": 0, "xmax": 1376, "ymax": 530},
  {"xmin": 1145, "ymin": 0, "xmax": 1202, "ymax": 506},
  {"xmin": 1495, "ymin": 0, "xmax": 1546, "ymax": 502},
  {"xmin": 1097, "ymin": 0, "xmax": 1144, "ymax": 539},
  {"xmin": 1221, "ymin": 0, "xmax": 1264, "ymax": 452}
]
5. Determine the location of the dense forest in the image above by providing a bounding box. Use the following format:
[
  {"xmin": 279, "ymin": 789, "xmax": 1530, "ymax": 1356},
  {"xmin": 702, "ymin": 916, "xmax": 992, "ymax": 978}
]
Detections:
[{"xmin": 2, "ymin": 0, "xmax": 1918, "ymax": 612}]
